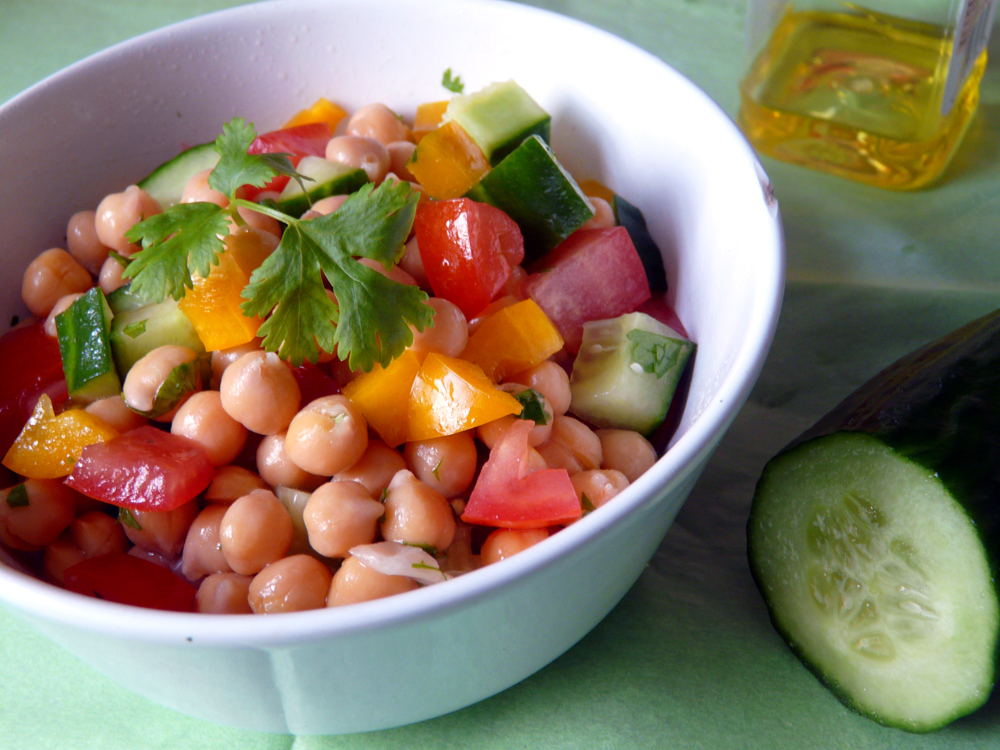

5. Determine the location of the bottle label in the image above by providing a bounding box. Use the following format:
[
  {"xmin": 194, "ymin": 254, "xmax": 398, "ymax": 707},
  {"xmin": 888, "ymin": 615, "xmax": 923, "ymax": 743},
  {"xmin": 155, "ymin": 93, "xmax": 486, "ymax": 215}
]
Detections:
[{"xmin": 942, "ymin": 0, "xmax": 999, "ymax": 114}]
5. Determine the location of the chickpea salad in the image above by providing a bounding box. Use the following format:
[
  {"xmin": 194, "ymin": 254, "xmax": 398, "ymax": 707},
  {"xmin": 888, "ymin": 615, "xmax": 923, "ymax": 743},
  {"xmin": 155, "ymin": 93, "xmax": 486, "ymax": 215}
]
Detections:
[{"xmin": 0, "ymin": 77, "xmax": 695, "ymax": 614}]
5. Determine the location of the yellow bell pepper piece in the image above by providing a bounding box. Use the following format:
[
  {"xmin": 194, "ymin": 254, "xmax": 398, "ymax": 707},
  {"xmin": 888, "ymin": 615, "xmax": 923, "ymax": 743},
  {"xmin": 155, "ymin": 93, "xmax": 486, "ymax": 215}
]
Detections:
[
  {"xmin": 460, "ymin": 299, "xmax": 564, "ymax": 382},
  {"xmin": 407, "ymin": 120, "xmax": 491, "ymax": 200},
  {"xmin": 407, "ymin": 354, "xmax": 522, "ymax": 441},
  {"xmin": 3, "ymin": 394, "xmax": 118, "ymax": 479},
  {"xmin": 412, "ymin": 101, "xmax": 449, "ymax": 143},
  {"xmin": 578, "ymin": 179, "xmax": 616, "ymax": 204},
  {"xmin": 283, "ymin": 97, "xmax": 349, "ymax": 130},
  {"xmin": 342, "ymin": 350, "xmax": 422, "ymax": 448}
]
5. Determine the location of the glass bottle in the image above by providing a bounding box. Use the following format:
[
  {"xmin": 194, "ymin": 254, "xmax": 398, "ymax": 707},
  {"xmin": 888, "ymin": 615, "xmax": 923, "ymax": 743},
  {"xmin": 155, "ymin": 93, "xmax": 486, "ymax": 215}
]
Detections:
[{"xmin": 738, "ymin": 0, "xmax": 998, "ymax": 189}]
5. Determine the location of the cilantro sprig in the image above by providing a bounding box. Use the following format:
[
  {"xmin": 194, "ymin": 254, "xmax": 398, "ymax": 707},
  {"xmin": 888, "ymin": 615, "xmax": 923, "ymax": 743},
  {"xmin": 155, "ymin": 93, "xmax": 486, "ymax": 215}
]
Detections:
[{"xmin": 123, "ymin": 117, "xmax": 432, "ymax": 371}]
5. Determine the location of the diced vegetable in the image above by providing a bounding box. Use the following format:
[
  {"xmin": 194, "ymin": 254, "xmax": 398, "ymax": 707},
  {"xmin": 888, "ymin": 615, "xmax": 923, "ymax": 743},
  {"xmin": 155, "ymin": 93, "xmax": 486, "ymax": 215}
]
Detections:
[
  {"xmin": 282, "ymin": 97, "xmax": 348, "ymax": 130},
  {"xmin": 110, "ymin": 298, "xmax": 206, "ymax": 378},
  {"xmin": 275, "ymin": 156, "xmax": 368, "ymax": 218},
  {"xmin": 138, "ymin": 142, "xmax": 220, "ymax": 209},
  {"xmin": 443, "ymin": 80, "xmax": 551, "ymax": 165},
  {"xmin": 64, "ymin": 552, "xmax": 197, "ymax": 612},
  {"xmin": 406, "ymin": 120, "xmax": 491, "ymax": 199},
  {"xmin": 55, "ymin": 286, "xmax": 121, "ymax": 403},
  {"xmin": 0, "ymin": 323, "xmax": 67, "ymax": 458},
  {"xmin": 342, "ymin": 349, "xmax": 422, "ymax": 447},
  {"xmin": 413, "ymin": 100, "xmax": 449, "ymax": 142},
  {"xmin": 243, "ymin": 121, "xmax": 334, "ymax": 199},
  {"xmin": 459, "ymin": 299, "xmax": 564, "ymax": 381}
]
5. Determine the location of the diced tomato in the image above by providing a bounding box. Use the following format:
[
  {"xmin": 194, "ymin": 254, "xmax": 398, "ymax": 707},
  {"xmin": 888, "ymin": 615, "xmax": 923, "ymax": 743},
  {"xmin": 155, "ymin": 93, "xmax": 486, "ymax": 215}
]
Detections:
[
  {"xmin": 65, "ymin": 426, "xmax": 214, "ymax": 512},
  {"xmin": 637, "ymin": 294, "xmax": 689, "ymax": 339},
  {"xmin": 290, "ymin": 361, "xmax": 341, "ymax": 406},
  {"xmin": 64, "ymin": 552, "xmax": 197, "ymax": 612},
  {"xmin": 243, "ymin": 122, "xmax": 334, "ymax": 199},
  {"xmin": 414, "ymin": 198, "xmax": 525, "ymax": 319},
  {"xmin": 525, "ymin": 227, "xmax": 651, "ymax": 353},
  {"xmin": 0, "ymin": 323, "xmax": 67, "ymax": 458},
  {"xmin": 462, "ymin": 419, "xmax": 581, "ymax": 529}
]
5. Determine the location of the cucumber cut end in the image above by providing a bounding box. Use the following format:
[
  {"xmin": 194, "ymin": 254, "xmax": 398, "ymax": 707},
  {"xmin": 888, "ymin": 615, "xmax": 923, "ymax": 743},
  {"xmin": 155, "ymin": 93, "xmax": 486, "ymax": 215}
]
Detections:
[{"xmin": 748, "ymin": 431, "xmax": 999, "ymax": 732}]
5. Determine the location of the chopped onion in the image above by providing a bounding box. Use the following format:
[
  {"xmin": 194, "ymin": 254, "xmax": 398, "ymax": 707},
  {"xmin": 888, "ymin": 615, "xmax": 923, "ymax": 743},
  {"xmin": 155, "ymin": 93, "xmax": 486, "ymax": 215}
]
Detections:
[{"xmin": 348, "ymin": 541, "xmax": 448, "ymax": 585}]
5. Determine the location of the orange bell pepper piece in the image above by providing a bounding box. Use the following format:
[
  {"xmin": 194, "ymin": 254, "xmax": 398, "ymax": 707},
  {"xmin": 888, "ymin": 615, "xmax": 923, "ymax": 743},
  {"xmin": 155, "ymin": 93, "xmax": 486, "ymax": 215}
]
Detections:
[
  {"xmin": 342, "ymin": 350, "xmax": 422, "ymax": 448},
  {"xmin": 3, "ymin": 394, "xmax": 118, "ymax": 479},
  {"xmin": 460, "ymin": 299, "xmax": 564, "ymax": 382},
  {"xmin": 578, "ymin": 179, "xmax": 616, "ymax": 203},
  {"xmin": 407, "ymin": 120, "xmax": 491, "ymax": 200},
  {"xmin": 283, "ymin": 97, "xmax": 349, "ymax": 131},
  {"xmin": 412, "ymin": 100, "xmax": 449, "ymax": 143}
]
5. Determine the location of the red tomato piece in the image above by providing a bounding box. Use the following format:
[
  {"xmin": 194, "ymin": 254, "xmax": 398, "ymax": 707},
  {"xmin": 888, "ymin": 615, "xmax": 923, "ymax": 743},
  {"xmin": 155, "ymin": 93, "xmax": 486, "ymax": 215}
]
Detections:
[
  {"xmin": 0, "ymin": 323, "xmax": 67, "ymax": 458},
  {"xmin": 414, "ymin": 198, "xmax": 525, "ymax": 319},
  {"xmin": 244, "ymin": 122, "xmax": 334, "ymax": 199},
  {"xmin": 462, "ymin": 419, "xmax": 581, "ymax": 529},
  {"xmin": 65, "ymin": 426, "xmax": 214, "ymax": 512},
  {"xmin": 637, "ymin": 294, "xmax": 689, "ymax": 339},
  {"xmin": 290, "ymin": 361, "xmax": 341, "ymax": 406},
  {"xmin": 64, "ymin": 552, "xmax": 197, "ymax": 612},
  {"xmin": 525, "ymin": 227, "xmax": 651, "ymax": 353}
]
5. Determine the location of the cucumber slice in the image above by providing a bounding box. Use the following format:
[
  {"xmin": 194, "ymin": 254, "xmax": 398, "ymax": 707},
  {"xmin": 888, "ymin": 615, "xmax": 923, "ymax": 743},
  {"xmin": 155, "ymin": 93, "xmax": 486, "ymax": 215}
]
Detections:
[
  {"xmin": 109, "ymin": 299, "xmax": 205, "ymax": 379},
  {"xmin": 276, "ymin": 156, "xmax": 368, "ymax": 218},
  {"xmin": 568, "ymin": 312, "xmax": 694, "ymax": 435},
  {"xmin": 138, "ymin": 142, "xmax": 220, "ymax": 208},
  {"xmin": 443, "ymin": 80, "xmax": 551, "ymax": 165},
  {"xmin": 105, "ymin": 283, "xmax": 148, "ymax": 315},
  {"xmin": 54, "ymin": 287, "xmax": 121, "ymax": 403}
]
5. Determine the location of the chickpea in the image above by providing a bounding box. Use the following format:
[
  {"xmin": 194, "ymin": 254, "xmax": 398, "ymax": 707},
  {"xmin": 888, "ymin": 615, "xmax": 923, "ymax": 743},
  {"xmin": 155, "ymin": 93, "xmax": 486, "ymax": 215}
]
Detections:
[
  {"xmin": 397, "ymin": 236, "xmax": 430, "ymax": 291},
  {"xmin": 256, "ymin": 432, "xmax": 326, "ymax": 491},
  {"xmin": 346, "ymin": 103, "xmax": 413, "ymax": 145},
  {"xmin": 535, "ymin": 439, "xmax": 583, "ymax": 475},
  {"xmin": 386, "ymin": 141, "xmax": 417, "ymax": 182},
  {"xmin": 546, "ymin": 415, "xmax": 602, "ymax": 471},
  {"xmin": 121, "ymin": 344, "xmax": 200, "ymax": 419},
  {"xmin": 171, "ymin": 390, "xmax": 248, "ymax": 467},
  {"xmin": 508, "ymin": 360, "xmax": 572, "ymax": 416},
  {"xmin": 333, "ymin": 440, "xmax": 407, "ymax": 498},
  {"xmin": 302, "ymin": 480, "xmax": 384, "ymax": 558},
  {"xmin": 94, "ymin": 184, "xmax": 162, "ymax": 255},
  {"xmin": 581, "ymin": 197, "xmax": 615, "ymax": 230},
  {"xmin": 235, "ymin": 203, "xmax": 283, "ymax": 237},
  {"xmin": 85, "ymin": 395, "xmax": 148, "ymax": 433},
  {"xmin": 219, "ymin": 489, "xmax": 294, "ymax": 575},
  {"xmin": 98, "ymin": 254, "xmax": 127, "ymax": 294},
  {"xmin": 66, "ymin": 210, "xmax": 113, "ymax": 275},
  {"xmin": 123, "ymin": 500, "xmax": 199, "ymax": 558},
  {"xmin": 70, "ymin": 510, "xmax": 129, "ymax": 558},
  {"xmin": 571, "ymin": 469, "xmax": 630, "ymax": 509},
  {"xmin": 197, "ymin": 572, "xmax": 253, "ymax": 614},
  {"xmin": 301, "ymin": 194, "xmax": 349, "ymax": 221},
  {"xmin": 356, "ymin": 256, "xmax": 418, "ymax": 286},
  {"xmin": 43, "ymin": 292, "xmax": 84, "ymax": 337},
  {"xmin": 381, "ymin": 470, "xmax": 456, "ymax": 552},
  {"xmin": 596, "ymin": 429, "xmax": 658, "ymax": 483},
  {"xmin": 43, "ymin": 534, "xmax": 87, "ymax": 584},
  {"xmin": 439, "ymin": 522, "xmax": 477, "ymax": 575},
  {"xmin": 325, "ymin": 135, "xmax": 390, "ymax": 183},
  {"xmin": 284, "ymin": 395, "xmax": 368, "ymax": 477},
  {"xmin": 210, "ymin": 339, "xmax": 262, "ymax": 389},
  {"xmin": 327, "ymin": 555, "xmax": 418, "ymax": 607},
  {"xmin": 204, "ymin": 465, "xmax": 269, "ymax": 505},
  {"xmin": 181, "ymin": 168, "xmax": 231, "ymax": 207},
  {"xmin": 220, "ymin": 350, "xmax": 301, "ymax": 435},
  {"xmin": 403, "ymin": 431, "xmax": 477, "ymax": 498},
  {"xmin": 481, "ymin": 528, "xmax": 549, "ymax": 566},
  {"xmin": 21, "ymin": 248, "xmax": 92, "ymax": 318},
  {"xmin": 0, "ymin": 480, "xmax": 77, "ymax": 550},
  {"xmin": 127, "ymin": 545, "xmax": 181, "ymax": 571},
  {"xmin": 249, "ymin": 554, "xmax": 333, "ymax": 613},
  {"xmin": 181, "ymin": 504, "xmax": 233, "ymax": 581},
  {"xmin": 408, "ymin": 297, "xmax": 468, "ymax": 359}
]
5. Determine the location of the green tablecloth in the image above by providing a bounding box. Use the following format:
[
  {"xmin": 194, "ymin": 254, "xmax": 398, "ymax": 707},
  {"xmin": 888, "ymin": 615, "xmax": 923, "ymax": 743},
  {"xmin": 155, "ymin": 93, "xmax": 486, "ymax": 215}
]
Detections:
[{"xmin": 3, "ymin": 1, "xmax": 1000, "ymax": 747}]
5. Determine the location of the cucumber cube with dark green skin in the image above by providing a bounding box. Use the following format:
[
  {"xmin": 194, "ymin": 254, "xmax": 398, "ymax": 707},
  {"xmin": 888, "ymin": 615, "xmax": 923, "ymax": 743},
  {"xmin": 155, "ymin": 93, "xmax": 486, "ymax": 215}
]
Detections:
[
  {"xmin": 105, "ymin": 283, "xmax": 149, "ymax": 316},
  {"xmin": 109, "ymin": 298, "xmax": 206, "ymax": 379},
  {"xmin": 466, "ymin": 135, "xmax": 594, "ymax": 264},
  {"xmin": 276, "ymin": 156, "xmax": 368, "ymax": 218},
  {"xmin": 612, "ymin": 194, "xmax": 667, "ymax": 292},
  {"xmin": 138, "ymin": 142, "xmax": 220, "ymax": 208},
  {"xmin": 568, "ymin": 312, "xmax": 694, "ymax": 435},
  {"xmin": 444, "ymin": 80, "xmax": 551, "ymax": 165},
  {"xmin": 55, "ymin": 286, "xmax": 121, "ymax": 403}
]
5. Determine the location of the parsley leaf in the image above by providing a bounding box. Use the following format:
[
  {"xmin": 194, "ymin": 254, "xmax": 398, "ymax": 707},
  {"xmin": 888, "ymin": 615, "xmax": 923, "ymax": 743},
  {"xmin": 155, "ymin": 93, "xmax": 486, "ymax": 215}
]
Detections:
[
  {"xmin": 513, "ymin": 388, "xmax": 549, "ymax": 425},
  {"xmin": 119, "ymin": 507, "xmax": 143, "ymax": 531},
  {"xmin": 207, "ymin": 117, "xmax": 300, "ymax": 196},
  {"xmin": 627, "ymin": 329, "xmax": 681, "ymax": 379},
  {"xmin": 581, "ymin": 492, "xmax": 596, "ymax": 515},
  {"xmin": 442, "ymin": 68, "xmax": 464, "ymax": 94},
  {"xmin": 5, "ymin": 483, "xmax": 29, "ymax": 508}
]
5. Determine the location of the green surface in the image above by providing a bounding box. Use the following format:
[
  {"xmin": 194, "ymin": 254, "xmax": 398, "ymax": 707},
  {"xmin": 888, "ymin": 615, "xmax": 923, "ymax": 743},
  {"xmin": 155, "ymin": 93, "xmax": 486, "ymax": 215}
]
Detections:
[{"xmin": 4, "ymin": 1, "xmax": 1000, "ymax": 748}]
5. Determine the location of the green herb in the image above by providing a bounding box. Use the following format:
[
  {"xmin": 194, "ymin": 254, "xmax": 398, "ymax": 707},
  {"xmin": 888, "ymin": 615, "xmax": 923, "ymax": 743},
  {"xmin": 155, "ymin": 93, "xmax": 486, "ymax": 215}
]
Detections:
[
  {"xmin": 405, "ymin": 542, "xmax": 439, "ymax": 556},
  {"xmin": 122, "ymin": 320, "xmax": 147, "ymax": 339},
  {"xmin": 108, "ymin": 249, "xmax": 130, "ymax": 268},
  {"xmin": 411, "ymin": 561, "xmax": 445, "ymax": 577},
  {"xmin": 119, "ymin": 507, "xmax": 143, "ymax": 531},
  {"xmin": 207, "ymin": 117, "xmax": 302, "ymax": 198},
  {"xmin": 581, "ymin": 492, "xmax": 596, "ymax": 515},
  {"xmin": 441, "ymin": 68, "xmax": 464, "ymax": 94},
  {"xmin": 431, "ymin": 459, "xmax": 443, "ymax": 481},
  {"xmin": 627, "ymin": 329, "xmax": 681, "ymax": 379},
  {"xmin": 5, "ymin": 483, "xmax": 29, "ymax": 509},
  {"xmin": 379, "ymin": 487, "xmax": 389, "ymax": 503},
  {"xmin": 513, "ymin": 388, "xmax": 549, "ymax": 425}
]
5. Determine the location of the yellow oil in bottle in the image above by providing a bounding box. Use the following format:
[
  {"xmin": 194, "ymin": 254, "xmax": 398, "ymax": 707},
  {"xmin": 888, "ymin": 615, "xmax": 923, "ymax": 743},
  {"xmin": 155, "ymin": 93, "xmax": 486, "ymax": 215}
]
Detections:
[{"xmin": 738, "ymin": 7, "xmax": 986, "ymax": 189}]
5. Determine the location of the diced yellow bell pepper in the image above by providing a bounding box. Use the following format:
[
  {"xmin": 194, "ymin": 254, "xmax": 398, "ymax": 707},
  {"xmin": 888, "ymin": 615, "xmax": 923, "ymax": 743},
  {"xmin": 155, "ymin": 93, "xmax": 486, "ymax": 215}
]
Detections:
[
  {"xmin": 342, "ymin": 350, "xmax": 422, "ymax": 448},
  {"xmin": 459, "ymin": 299, "xmax": 564, "ymax": 382},
  {"xmin": 178, "ymin": 227, "xmax": 275, "ymax": 351},
  {"xmin": 3, "ymin": 394, "xmax": 118, "ymax": 479},
  {"xmin": 283, "ymin": 97, "xmax": 349, "ymax": 130},
  {"xmin": 407, "ymin": 120, "xmax": 491, "ymax": 200},
  {"xmin": 578, "ymin": 179, "xmax": 616, "ymax": 204},
  {"xmin": 412, "ymin": 101, "xmax": 449, "ymax": 143},
  {"xmin": 407, "ymin": 354, "xmax": 522, "ymax": 441}
]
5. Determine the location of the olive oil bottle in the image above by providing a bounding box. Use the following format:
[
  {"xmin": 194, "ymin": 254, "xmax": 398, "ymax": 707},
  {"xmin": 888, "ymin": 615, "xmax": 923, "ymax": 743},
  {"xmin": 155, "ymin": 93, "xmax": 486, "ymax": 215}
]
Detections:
[{"xmin": 738, "ymin": 1, "xmax": 997, "ymax": 189}]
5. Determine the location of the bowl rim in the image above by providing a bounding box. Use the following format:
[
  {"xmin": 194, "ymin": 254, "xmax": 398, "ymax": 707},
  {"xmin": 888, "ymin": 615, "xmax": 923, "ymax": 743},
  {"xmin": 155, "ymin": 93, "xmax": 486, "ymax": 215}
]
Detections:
[{"xmin": 0, "ymin": 0, "xmax": 785, "ymax": 646}]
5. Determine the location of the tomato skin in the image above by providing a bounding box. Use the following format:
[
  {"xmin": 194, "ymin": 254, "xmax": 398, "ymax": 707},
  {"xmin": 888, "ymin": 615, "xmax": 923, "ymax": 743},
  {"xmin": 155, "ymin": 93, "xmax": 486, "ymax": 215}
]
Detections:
[
  {"xmin": 64, "ymin": 552, "xmax": 197, "ymax": 612},
  {"xmin": 0, "ymin": 323, "xmax": 67, "ymax": 458},
  {"xmin": 525, "ymin": 227, "xmax": 651, "ymax": 352},
  {"xmin": 290, "ymin": 361, "xmax": 341, "ymax": 406},
  {"xmin": 244, "ymin": 122, "xmax": 334, "ymax": 199},
  {"xmin": 65, "ymin": 426, "xmax": 214, "ymax": 512},
  {"xmin": 637, "ymin": 294, "xmax": 689, "ymax": 339},
  {"xmin": 414, "ymin": 198, "xmax": 524, "ymax": 318},
  {"xmin": 462, "ymin": 419, "xmax": 581, "ymax": 529}
]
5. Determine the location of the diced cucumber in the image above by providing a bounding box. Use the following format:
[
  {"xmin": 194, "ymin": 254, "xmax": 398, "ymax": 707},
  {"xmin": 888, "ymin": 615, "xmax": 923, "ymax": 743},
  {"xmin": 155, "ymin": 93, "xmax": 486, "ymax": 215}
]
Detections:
[
  {"xmin": 568, "ymin": 312, "xmax": 694, "ymax": 435},
  {"xmin": 105, "ymin": 283, "xmax": 149, "ymax": 315},
  {"xmin": 748, "ymin": 307, "xmax": 1000, "ymax": 732},
  {"xmin": 443, "ymin": 80, "xmax": 551, "ymax": 165},
  {"xmin": 612, "ymin": 195, "xmax": 667, "ymax": 292},
  {"xmin": 138, "ymin": 142, "xmax": 220, "ymax": 208},
  {"xmin": 276, "ymin": 156, "xmax": 368, "ymax": 218},
  {"xmin": 466, "ymin": 135, "xmax": 594, "ymax": 264},
  {"xmin": 109, "ymin": 298, "xmax": 205, "ymax": 379},
  {"xmin": 54, "ymin": 287, "xmax": 121, "ymax": 403}
]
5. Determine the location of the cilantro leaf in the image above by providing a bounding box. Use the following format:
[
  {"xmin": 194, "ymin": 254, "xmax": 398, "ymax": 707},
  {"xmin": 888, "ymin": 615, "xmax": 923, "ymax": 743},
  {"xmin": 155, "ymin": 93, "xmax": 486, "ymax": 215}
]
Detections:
[
  {"xmin": 123, "ymin": 202, "xmax": 229, "ymax": 302},
  {"xmin": 119, "ymin": 507, "xmax": 143, "ymax": 531},
  {"xmin": 513, "ymin": 388, "xmax": 549, "ymax": 425},
  {"xmin": 627, "ymin": 329, "xmax": 682, "ymax": 379},
  {"xmin": 5, "ymin": 483, "xmax": 29, "ymax": 508},
  {"xmin": 207, "ymin": 117, "xmax": 301, "ymax": 197},
  {"xmin": 442, "ymin": 68, "xmax": 464, "ymax": 94}
]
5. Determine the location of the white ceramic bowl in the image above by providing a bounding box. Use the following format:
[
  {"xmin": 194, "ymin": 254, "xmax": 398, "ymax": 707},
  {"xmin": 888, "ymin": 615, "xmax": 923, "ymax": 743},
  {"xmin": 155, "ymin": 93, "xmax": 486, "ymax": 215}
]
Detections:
[{"xmin": 0, "ymin": 0, "xmax": 783, "ymax": 735}]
